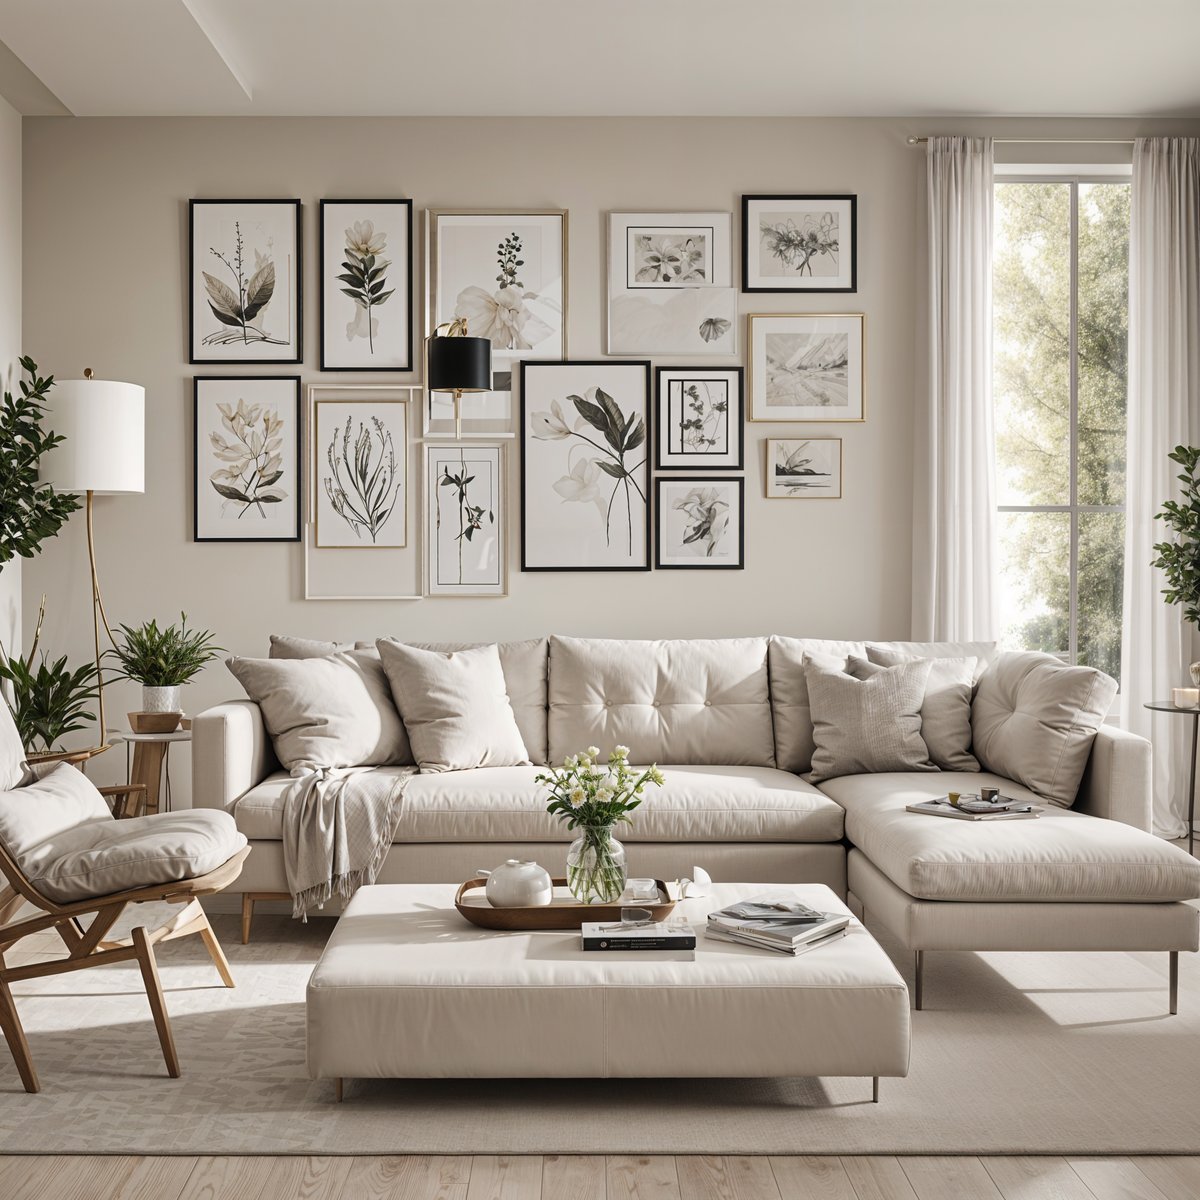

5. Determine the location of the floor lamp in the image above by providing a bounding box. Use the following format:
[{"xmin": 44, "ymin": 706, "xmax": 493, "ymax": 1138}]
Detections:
[{"xmin": 38, "ymin": 370, "xmax": 145, "ymax": 755}]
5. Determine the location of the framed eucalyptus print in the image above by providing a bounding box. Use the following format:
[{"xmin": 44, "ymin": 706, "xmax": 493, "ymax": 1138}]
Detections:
[
  {"xmin": 319, "ymin": 199, "xmax": 413, "ymax": 371},
  {"xmin": 741, "ymin": 194, "xmax": 857, "ymax": 293},
  {"xmin": 655, "ymin": 366, "xmax": 743, "ymax": 470},
  {"xmin": 747, "ymin": 313, "xmax": 865, "ymax": 422},
  {"xmin": 655, "ymin": 477, "xmax": 745, "ymax": 569},
  {"xmin": 425, "ymin": 444, "xmax": 507, "ymax": 597},
  {"xmin": 193, "ymin": 376, "xmax": 301, "ymax": 542},
  {"xmin": 520, "ymin": 360, "xmax": 651, "ymax": 572},
  {"xmin": 189, "ymin": 199, "xmax": 301, "ymax": 364}
]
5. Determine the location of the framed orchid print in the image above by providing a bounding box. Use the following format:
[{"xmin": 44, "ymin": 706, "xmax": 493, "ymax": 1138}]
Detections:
[
  {"xmin": 765, "ymin": 438, "xmax": 843, "ymax": 498},
  {"xmin": 189, "ymin": 200, "xmax": 301, "ymax": 364},
  {"xmin": 193, "ymin": 376, "xmax": 301, "ymax": 542},
  {"xmin": 319, "ymin": 199, "xmax": 413, "ymax": 371},
  {"xmin": 654, "ymin": 366, "xmax": 744, "ymax": 470},
  {"xmin": 520, "ymin": 360, "xmax": 651, "ymax": 572},
  {"xmin": 655, "ymin": 477, "xmax": 745, "ymax": 570},
  {"xmin": 425, "ymin": 444, "xmax": 507, "ymax": 597},
  {"xmin": 747, "ymin": 313, "xmax": 865, "ymax": 422},
  {"xmin": 741, "ymin": 195, "xmax": 857, "ymax": 293},
  {"xmin": 426, "ymin": 210, "xmax": 566, "ymax": 437}
]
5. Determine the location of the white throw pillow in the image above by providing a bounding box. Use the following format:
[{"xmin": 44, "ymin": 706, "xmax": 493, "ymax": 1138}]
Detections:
[
  {"xmin": 376, "ymin": 640, "xmax": 530, "ymax": 773},
  {"xmin": 268, "ymin": 634, "xmax": 355, "ymax": 660},
  {"xmin": 0, "ymin": 763, "xmax": 112, "ymax": 866},
  {"xmin": 805, "ymin": 656, "xmax": 937, "ymax": 784},
  {"xmin": 0, "ymin": 697, "xmax": 29, "ymax": 791},
  {"xmin": 227, "ymin": 650, "xmax": 412, "ymax": 770}
]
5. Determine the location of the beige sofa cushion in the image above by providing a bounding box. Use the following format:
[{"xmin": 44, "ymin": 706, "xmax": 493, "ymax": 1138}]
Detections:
[
  {"xmin": 822, "ymin": 771, "xmax": 1200, "ymax": 903},
  {"xmin": 971, "ymin": 651, "xmax": 1118, "ymax": 806},
  {"xmin": 866, "ymin": 640, "xmax": 997, "ymax": 682},
  {"xmin": 268, "ymin": 634, "xmax": 355, "ymax": 659},
  {"xmin": 549, "ymin": 636, "xmax": 775, "ymax": 767}
]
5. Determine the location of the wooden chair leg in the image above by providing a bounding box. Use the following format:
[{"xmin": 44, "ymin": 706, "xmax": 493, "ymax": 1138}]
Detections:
[
  {"xmin": 199, "ymin": 913, "xmax": 236, "ymax": 989},
  {"xmin": 132, "ymin": 926, "xmax": 180, "ymax": 1079},
  {"xmin": 0, "ymin": 976, "xmax": 39, "ymax": 1094},
  {"xmin": 241, "ymin": 894, "xmax": 254, "ymax": 945}
]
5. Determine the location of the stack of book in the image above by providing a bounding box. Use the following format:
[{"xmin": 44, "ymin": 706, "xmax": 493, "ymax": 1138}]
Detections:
[
  {"xmin": 907, "ymin": 795, "xmax": 1039, "ymax": 821},
  {"xmin": 580, "ymin": 919, "xmax": 697, "ymax": 961},
  {"xmin": 704, "ymin": 894, "xmax": 851, "ymax": 956}
]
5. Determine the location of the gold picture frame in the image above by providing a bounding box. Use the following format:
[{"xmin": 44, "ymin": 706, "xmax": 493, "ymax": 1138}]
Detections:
[{"xmin": 747, "ymin": 312, "xmax": 866, "ymax": 423}]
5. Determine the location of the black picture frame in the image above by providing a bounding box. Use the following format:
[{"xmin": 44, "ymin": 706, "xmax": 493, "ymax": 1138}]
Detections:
[
  {"xmin": 654, "ymin": 476, "xmax": 745, "ymax": 570},
  {"xmin": 319, "ymin": 198, "xmax": 414, "ymax": 372},
  {"xmin": 520, "ymin": 359, "xmax": 652, "ymax": 572},
  {"xmin": 740, "ymin": 194, "xmax": 857, "ymax": 294},
  {"xmin": 654, "ymin": 365, "xmax": 745, "ymax": 471},
  {"xmin": 189, "ymin": 199, "xmax": 303, "ymax": 364},
  {"xmin": 193, "ymin": 376, "xmax": 302, "ymax": 542}
]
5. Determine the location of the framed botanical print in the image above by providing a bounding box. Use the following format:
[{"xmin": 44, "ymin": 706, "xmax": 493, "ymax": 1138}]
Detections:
[
  {"xmin": 747, "ymin": 313, "xmax": 865, "ymax": 422},
  {"xmin": 425, "ymin": 444, "xmax": 507, "ymax": 597},
  {"xmin": 426, "ymin": 210, "xmax": 566, "ymax": 436},
  {"xmin": 520, "ymin": 360, "xmax": 651, "ymax": 572},
  {"xmin": 655, "ymin": 477, "xmax": 745, "ymax": 569},
  {"xmin": 313, "ymin": 397, "xmax": 408, "ymax": 548},
  {"xmin": 607, "ymin": 211, "xmax": 736, "ymax": 355},
  {"xmin": 194, "ymin": 376, "xmax": 301, "ymax": 542},
  {"xmin": 741, "ymin": 195, "xmax": 857, "ymax": 293},
  {"xmin": 189, "ymin": 200, "xmax": 302, "ymax": 364},
  {"xmin": 765, "ymin": 438, "xmax": 843, "ymax": 498},
  {"xmin": 655, "ymin": 366, "xmax": 744, "ymax": 470},
  {"xmin": 319, "ymin": 199, "xmax": 413, "ymax": 371}
]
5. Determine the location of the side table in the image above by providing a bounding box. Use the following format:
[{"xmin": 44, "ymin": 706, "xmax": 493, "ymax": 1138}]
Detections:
[
  {"xmin": 1144, "ymin": 701, "xmax": 1199, "ymax": 856},
  {"xmin": 107, "ymin": 728, "xmax": 192, "ymax": 817}
]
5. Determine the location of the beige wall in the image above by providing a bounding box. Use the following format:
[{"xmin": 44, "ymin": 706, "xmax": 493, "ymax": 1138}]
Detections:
[
  {"xmin": 0, "ymin": 96, "xmax": 20, "ymax": 659},
  {"xmin": 19, "ymin": 115, "xmax": 1200, "ymax": 797}
]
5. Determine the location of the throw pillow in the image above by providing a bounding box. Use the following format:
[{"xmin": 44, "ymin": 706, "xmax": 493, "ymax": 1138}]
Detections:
[
  {"xmin": 0, "ymin": 695, "xmax": 29, "ymax": 791},
  {"xmin": 805, "ymin": 656, "xmax": 937, "ymax": 784},
  {"xmin": 268, "ymin": 634, "xmax": 355, "ymax": 660},
  {"xmin": 0, "ymin": 763, "xmax": 111, "ymax": 868},
  {"xmin": 849, "ymin": 651, "xmax": 980, "ymax": 771},
  {"xmin": 971, "ymin": 650, "xmax": 1118, "ymax": 806},
  {"xmin": 226, "ymin": 650, "xmax": 412, "ymax": 771},
  {"xmin": 376, "ymin": 640, "xmax": 530, "ymax": 773}
]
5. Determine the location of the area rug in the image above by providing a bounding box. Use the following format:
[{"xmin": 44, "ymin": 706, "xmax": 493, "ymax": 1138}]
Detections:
[{"xmin": 0, "ymin": 905, "xmax": 1197, "ymax": 1155}]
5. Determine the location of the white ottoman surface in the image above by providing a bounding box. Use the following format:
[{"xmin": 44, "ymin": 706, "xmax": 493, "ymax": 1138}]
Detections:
[{"xmin": 306, "ymin": 883, "xmax": 910, "ymax": 1084}]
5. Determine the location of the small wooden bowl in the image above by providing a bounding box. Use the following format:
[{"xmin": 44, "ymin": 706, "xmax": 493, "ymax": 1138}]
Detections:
[{"xmin": 128, "ymin": 711, "xmax": 182, "ymax": 734}]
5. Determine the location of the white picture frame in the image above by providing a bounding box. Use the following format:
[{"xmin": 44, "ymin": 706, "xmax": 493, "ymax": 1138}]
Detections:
[
  {"xmin": 765, "ymin": 437, "xmax": 843, "ymax": 498},
  {"xmin": 747, "ymin": 313, "xmax": 865, "ymax": 422},
  {"xmin": 424, "ymin": 443, "xmax": 507, "ymax": 597}
]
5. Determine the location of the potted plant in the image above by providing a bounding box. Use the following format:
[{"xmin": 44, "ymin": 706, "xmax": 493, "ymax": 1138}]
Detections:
[
  {"xmin": 1153, "ymin": 445, "xmax": 1200, "ymax": 683},
  {"xmin": 106, "ymin": 613, "xmax": 224, "ymax": 717},
  {"xmin": 0, "ymin": 649, "xmax": 98, "ymax": 754}
]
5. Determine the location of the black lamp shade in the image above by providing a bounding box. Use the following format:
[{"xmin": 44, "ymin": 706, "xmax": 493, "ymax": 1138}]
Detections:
[{"xmin": 428, "ymin": 334, "xmax": 492, "ymax": 393}]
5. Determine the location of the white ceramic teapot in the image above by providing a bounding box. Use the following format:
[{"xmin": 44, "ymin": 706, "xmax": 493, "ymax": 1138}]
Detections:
[{"xmin": 477, "ymin": 860, "xmax": 553, "ymax": 908}]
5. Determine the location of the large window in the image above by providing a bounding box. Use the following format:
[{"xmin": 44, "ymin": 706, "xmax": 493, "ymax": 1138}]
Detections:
[{"xmin": 992, "ymin": 175, "xmax": 1130, "ymax": 679}]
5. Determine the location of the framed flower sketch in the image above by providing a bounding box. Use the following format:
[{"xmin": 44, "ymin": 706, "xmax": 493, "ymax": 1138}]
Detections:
[
  {"xmin": 607, "ymin": 211, "xmax": 736, "ymax": 355},
  {"xmin": 655, "ymin": 366, "xmax": 744, "ymax": 471},
  {"xmin": 313, "ymin": 398, "xmax": 408, "ymax": 548},
  {"xmin": 520, "ymin": 360, "xmax": 651, "ymax": 572},
  {"xmin": 747, "ymin": 313, "xmax": 865, "ymax": 422},
  {"xmin": 426, "ymin": 210, "xmax": 566, "ymax": 436},
  {"xmin": 765, "ymin": 438, "xmax": 843, "ymax": 499},
  {"xmin": 189, "ymin": 200, "xmax": 301, "ymax": 364},
  {"xmin": 655, "ymin": 477, "xmax": 745, "ymax": 570},
  {"xmin": 193, "ymin": 376, "xmax": 301, "ymax": 542},
  {"xmin": 741, "ymin": 195, "xmax": 857, "ymax": 293},
  {"xmin": 319, "ymin": 200, "xmax": 413, "ymax": 371},
  {"xmin": 425, "ymin": 444, "xmax": 507, "ymax": 597}
]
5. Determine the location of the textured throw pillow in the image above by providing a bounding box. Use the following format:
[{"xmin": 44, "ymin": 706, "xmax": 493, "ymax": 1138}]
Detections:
[
  {"xmin": 0, "ymin": 696, "xmax": 29, "ymax": 791},
  {"xmin": 227, "ymin": 650, "xmax": 411, "ymax": 771},
  {"xmin": 971, "ymin": 651, "xmax": 1118, "ymax": 807},
  {"xmin": 268, "ymin": 634, "xmax": 355, "ymax": 660},
  {"xmin": 849, "ymin": 651, "xmax": 980, "ymax": 772},
  {"xmin": 805, "ymin": 656, "xmax": 937, "ymax": 784},
  {"xmin": 376, "ymin": 640, "xmax": 530, "ymax": 773},
  {"xmin": 0, "ymin": 763, "xmax": 112, "ymax": 866}
]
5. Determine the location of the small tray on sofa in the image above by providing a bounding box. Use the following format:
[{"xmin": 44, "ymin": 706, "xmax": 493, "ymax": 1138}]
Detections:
[{"xmin": 454, "ymin": 877, "xmax": 676, "ymax": 931}]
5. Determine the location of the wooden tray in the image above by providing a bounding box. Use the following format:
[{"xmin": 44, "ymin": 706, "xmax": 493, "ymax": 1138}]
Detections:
[{"xmin": 454, "ymin": 877, "xmax": 676, "ymax": 931}]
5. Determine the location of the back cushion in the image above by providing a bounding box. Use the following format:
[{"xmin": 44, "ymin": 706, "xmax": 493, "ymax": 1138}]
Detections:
[
  {"xmin": 0, "ymin": 764, "xmax": 112, "ymax": 869},
  {"xmin": 548, "ymin": 636, "xmax": 775, "ymax": 767},
  {"xmin": 769, "ymin": 638, "xmax": 867, "ymax": 773},
  {"xmin": 269, "ymin": 634, "xmax": 354, "ymax": 659},
  {"xmin": 867, "ymin": 640, "xmax": 998, "ymax": 683},
  {"xmin": 0, "ymin": 697, "xmax": 29, "ymax": 791}
]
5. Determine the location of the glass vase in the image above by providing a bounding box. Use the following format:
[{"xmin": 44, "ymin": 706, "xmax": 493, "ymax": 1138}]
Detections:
[{"xmin": 566, "ymin": 824, "xmax": 627, "ymax": 904}]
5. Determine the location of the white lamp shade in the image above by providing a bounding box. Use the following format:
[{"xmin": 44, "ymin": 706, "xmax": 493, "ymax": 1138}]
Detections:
[{"xmin": 38, "ymin": 378, "xmax": 145, "ymax": 494}]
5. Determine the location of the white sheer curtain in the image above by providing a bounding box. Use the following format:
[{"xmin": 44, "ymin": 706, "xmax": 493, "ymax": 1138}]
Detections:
[
  {"xmin": 912, "ymin": 136, "xmax": 998, "ymax": 641},
  {"xmin": 1122, "ymin": 137, "xmax": 1200, "ymax": 839}
]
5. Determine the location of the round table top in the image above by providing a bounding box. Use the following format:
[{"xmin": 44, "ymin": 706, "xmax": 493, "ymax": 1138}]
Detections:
[
  {"xmin": 1145, "ymin": 701, "xmax": 1200, "ymax": 714},
  {"xmin": 106, "ymin": 729, "xmax": 192, "ymax": 743}
]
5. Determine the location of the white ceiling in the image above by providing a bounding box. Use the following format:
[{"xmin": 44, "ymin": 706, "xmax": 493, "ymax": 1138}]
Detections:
[{"xmin": 1, "ymin": 0, "xmax": 1198, "ymax": 118}]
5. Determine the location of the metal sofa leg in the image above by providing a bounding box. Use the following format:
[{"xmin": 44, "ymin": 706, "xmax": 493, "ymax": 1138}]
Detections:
[
  {"xmin": 914, "ymin": 950, "xmax": 924, "ymax": 1011},
  {"xmin": 1170, "ymin": 951, "xmax": 1179, "ymax": 1016}
]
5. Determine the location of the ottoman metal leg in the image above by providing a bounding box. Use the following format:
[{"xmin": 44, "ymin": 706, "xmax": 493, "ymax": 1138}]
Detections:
[
  {"xmin": 1170, "ymin": 951, "xmax": 1178, "ymax": 1015},
  {"xmin": 914, "ymin": 950, "xmax": 924, "ymax": 1011},
  {"xmin": 872, "ymin": 1077, "xmax": 879, "ymax": 1104}
]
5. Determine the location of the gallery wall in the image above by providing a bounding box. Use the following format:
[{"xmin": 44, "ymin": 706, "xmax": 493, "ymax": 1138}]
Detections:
[{"xmin": 0, "ymin": 95, "xmax": 20, "ymax": 659}]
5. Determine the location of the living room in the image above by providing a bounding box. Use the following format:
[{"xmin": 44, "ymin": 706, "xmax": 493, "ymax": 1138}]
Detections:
[{"xmin": 1, "ymin": 2, "xmax": 1199, "ymax": 1197}]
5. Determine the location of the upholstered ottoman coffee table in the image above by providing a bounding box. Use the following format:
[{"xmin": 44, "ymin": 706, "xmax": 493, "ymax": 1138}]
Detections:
[{"xmin": 306, "ymin": 882, "xmax": 910, "ymax": 1102}]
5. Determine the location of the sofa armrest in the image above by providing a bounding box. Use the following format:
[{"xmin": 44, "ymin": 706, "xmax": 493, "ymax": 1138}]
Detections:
[
  {"xmin": 192, "ymin": 700, "xmax": 279, "ymax": 814},
  {"xmin": 1074, "ymin": 725, "xmax": 1153, "ymax": 831}
]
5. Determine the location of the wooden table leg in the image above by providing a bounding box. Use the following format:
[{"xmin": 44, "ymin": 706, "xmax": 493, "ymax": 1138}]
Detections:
[{"xmin": 129, "ymin": 741, "xmax": 169, "ymax": 816}]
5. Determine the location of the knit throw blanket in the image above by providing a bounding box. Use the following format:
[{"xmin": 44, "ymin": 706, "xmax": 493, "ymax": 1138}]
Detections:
[{"xmin": 281, "ymin": 766, "xmax": 416, "ymax": 919}]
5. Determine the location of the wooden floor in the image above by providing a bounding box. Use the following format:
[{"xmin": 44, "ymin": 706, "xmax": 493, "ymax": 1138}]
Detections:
[{"xmin": 1, "ymin": 1154, "xmax": 1199, "ymax": 1199}]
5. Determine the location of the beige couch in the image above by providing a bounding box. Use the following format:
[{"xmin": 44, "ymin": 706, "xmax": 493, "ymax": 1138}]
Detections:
[{"xmin": 193, "ymin": 635, "xmax": 1200, "ymax": 1007}]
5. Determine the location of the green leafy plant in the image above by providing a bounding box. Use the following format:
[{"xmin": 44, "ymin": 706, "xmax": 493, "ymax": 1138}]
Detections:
[
  {"xmin": 0, "ymin": 357, "xmax": 81, "ymax": 569},
  {"xmin": 105, "ymin": 614, "xmax": 224, "ymax": 688},
  {"xmin": 0, "ymin": 652, "xmax": 98, "ymax": 753},
  {"xmin": 1153, "ymin": 445, "xmax": 1200, "ymax": 627}
]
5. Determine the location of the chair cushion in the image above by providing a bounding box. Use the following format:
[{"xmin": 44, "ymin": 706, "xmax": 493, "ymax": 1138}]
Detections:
[
  {"xmin": 820, "ymin": 771, "xmax": 1200, "ymax": 903},
  {"xmin": 234, "ymin": 765, "xmax": 845, "ymax": 844}
]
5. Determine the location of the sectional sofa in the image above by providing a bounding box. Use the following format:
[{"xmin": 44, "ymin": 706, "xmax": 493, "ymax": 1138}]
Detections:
[{"xmin": 193, "ymin": 635, "xmax": 1200, "ymax": 1008}]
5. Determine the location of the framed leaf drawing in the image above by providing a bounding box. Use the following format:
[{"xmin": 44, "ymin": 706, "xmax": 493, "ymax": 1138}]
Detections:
[
  {"xmin": 193, "ymin": 376, "xmax": 301, "ymax": 542},
  {"xmin": 425, "ymin": 444, "xmax": 507, "ymax": 597},
  {"xmin": 654, "ymin": 366, "xmax": 744, "ymax": 470},
  {"xmin": 314, "ymin": 398, "xmax": 408, "ymax": 548},
  {"xmin": 189, "ymin": 200, "xmax": 302, "ymax": 364},
  {"xmin": 655, "ymin": 477, "xmax": 745, "ymax": 569},
  {"xmin": 765, "ymin": 438, "xmax": 843, "ymax": 498},
  {"xmin": 747, "ymin": 313, "xmax": 865, "ymax": 422},
  {"xmin": 520, "ymin": 360, "xmax": 651, "ymax": 572},
  {"xmin": 320, "ymin": 199, "xmax": 413, "ymax": 371},
  {"xmin": 741, "ymin": 195, "xmax": 857, "ymax": 293}
]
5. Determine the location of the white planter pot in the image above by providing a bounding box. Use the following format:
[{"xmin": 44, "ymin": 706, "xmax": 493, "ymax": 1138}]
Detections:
[{"xmin": 142, "ymin": 685, "xmax": 182, "ymax": 713}]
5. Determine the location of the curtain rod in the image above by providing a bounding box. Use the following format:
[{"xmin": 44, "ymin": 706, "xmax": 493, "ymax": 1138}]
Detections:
[{"xmin": 906, "ymin": 136, "xmax": 1134, "ymax": 146}]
